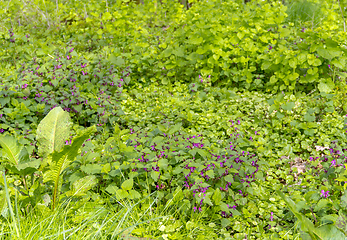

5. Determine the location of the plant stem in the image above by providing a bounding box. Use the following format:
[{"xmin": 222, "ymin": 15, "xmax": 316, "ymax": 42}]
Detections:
[
  {"xmin": 310, "ymin": 206, "xmax": 317, "ymax": 224},
  {"xmin": 22, "ymin": 175, "xmax": 28, "ymax": 192},
  {"xmin": 2, "ymin": 171, "xmax": 20, "ymax": 238}
]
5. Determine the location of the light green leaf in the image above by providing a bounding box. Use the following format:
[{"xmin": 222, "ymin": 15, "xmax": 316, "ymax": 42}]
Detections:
[
  {"xmin": 102, "ymin": 12, "xmax": 112, "ymax": 21},
  {"xmin": 168, "ymin": 123, "xmax": 182, "ymax": 135},
  {"xmin": 67, "ymin": 175, "xmax": 97, "ymax": 197},
  {"xmin": 36, "ymin": 107, "xmax": 72, "ymax": 158},
  {"xmin": 116, "ymin": 189, "xmax": 129, "ymax": 199},
  {"xmin": 108, "ymin": 55, "xmax": 125, "ymax": 66},
  {"xmin": 282, "ymin": 102, "xmax": 295, "ymax": 111},
  {"xmin": 151, "ymin": 171, "xmax": 160, "ymax": 181},
  {"xmin": 121, "ymin": 178, "xmax": 133, "ymax": 191},
  {"xmin": 0, "ymin": 136, "xmax": 27, "ymax": 166},
  {"xmin": 318, "ymin": 80, "xmax": 335, "ymax": 93},
  {"xmin": 212, "ymin": 188, "xmax": 222, "ymax": 205},
  {"xmin": 129, "ymin": 190, "xmax": 141, "ymax": 199},
  {"xmin": 105, "ymin": 183, "xmax": 119, "ymax": 194}
]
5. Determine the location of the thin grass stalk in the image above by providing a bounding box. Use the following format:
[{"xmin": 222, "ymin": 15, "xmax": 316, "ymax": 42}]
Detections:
[
  {"xmin": 2, "ymin": 171, "xmax": 20, "ymax": 239},
  {"xmin": 338, "ymin": 0, "xmax": 346, "ymax": 32}
]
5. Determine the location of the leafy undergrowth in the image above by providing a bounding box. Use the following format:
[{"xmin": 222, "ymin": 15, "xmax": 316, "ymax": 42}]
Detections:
[{"xmin": 2, "ymin": 0, "xmax": 347, "ymax": 239}]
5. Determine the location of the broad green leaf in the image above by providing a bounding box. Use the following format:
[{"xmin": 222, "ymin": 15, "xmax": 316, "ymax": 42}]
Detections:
[
  {"xmin": 67, "ymin": 175, "xmax": 97, "ymax": 197},
  {"xmin": 336, "ymin": 211, "xmax": 347, "ymax": 234},
  {"xmin": 0, "ymin": 136, "xmax": 28, "ymax": 166},
  {"xmin": 221, "ymin": 218, "xmax": 231, "ymax": 228},
  {"xmin": 121, "ymin": 178, "xmax": 133, "ymax": 191},
  {"xmin": 316, "ymin": 224, "xmax": 345, "ymax": 240},
  {"xmin": 36, "ymin": 107, "xmax": 72, "ymax": 158},
  {"xmin": 128, "ymin": 190, "xmax": 141, "ymax": 199},
  {"xmin": 158, "ymin": 159, "xmax": 168, "ymax": 170},
  {"xmin": 276, "ymin": 190, "xmax": 323, "ymax": 239},
  {"xmin": 318, "ymin": 81, "xmax": 335, "ymax": 93},
  {"xmin": 289, "ymin": 58, "xmax": 297, "ymax": 68},
  {"xmin": 108, "ymin": 55, "xmax": 125, "ymax": 66},
  {"xmin": 189, "ymin": 36, "xmax": 203, "ymax": 44},
  {"xmin": 151, "ymin": 171, "xmax": 160, "ymax": 181},
  {"xmin": 282, "ymin": 102, "xmax": 295, "ymax": 111},
  {"xmin": 106, "ymin": 184, "xmax": 119, "ymax": 194},
  {"xmin": 152, "ymin": 136, "xmax": 165, "ymax": 144},
  {"xmin": 168, "ymin": 123, "xmax": 182, "ymax": 135},
  {"xmin": 314, "ymin": 199, "xmax": 329, "ymax": 212},
  {"xmin": 212, "ymin": 188, "xmax": 222, "ymax": 205},
  {"xmin": 102, "ymin": 12, "xmax": 112, "ymax": 21},
  {"xmin": 81, "ymin": 164, "xmax": 103, "ymax": 174},
  {"xmin": 317, "ymin": 46, "xmax": 342, "ymax": 59},
  {"xmin": 304, "ymin": 113, "xmax": 315, "ymax": 122},
  {"xmin": 197, "ymin": 149, "xmax": 209, "ymax": 160},
  {"xmin": 116, "ymin": 189, "xmax": 128, "ymax": 199}
]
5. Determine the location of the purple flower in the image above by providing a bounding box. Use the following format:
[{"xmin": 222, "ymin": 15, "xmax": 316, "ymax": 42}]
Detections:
[
  {"xmin": 0, "ymin": 129, "xmax": 4, "ymax": 133},
  {"xmin": 270, "ymin": 212, "xmax": 273, "ymax": 221},
  {"xmin": 328, "ymin": 65, "xmax": 331, "ymax": 68},
  {"xmin": 69, "ymin": 48, "xmax": 74, "ymax": 53},
  {"xmin": 269, "ymin": 45, "xmax": 273, "ymax": 50},
  {"xmin": 321, "ymin": 190, "xmax": 330, "ymax": 198},
  {"xmin": 331, "ymin": 159, "xmax": 336, "ymax": 167}
]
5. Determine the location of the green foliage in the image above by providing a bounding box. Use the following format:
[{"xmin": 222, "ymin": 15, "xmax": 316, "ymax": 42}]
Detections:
[
  {"xmin": 2, "ymin": 0, "xmax": 347, "ymax": 238},
  {"xmin": 43, "ymin": 124, "xmax": 96, "ymax": 210}
]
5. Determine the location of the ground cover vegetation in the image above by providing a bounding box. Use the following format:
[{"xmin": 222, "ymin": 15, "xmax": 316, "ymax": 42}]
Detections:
[{"xmin": 1, "ymin": 0, "xmax": 347, "ymax": 239}]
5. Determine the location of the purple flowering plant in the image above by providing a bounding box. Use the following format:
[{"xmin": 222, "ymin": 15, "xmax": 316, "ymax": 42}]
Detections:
[
  {"xmin": 0, "ymin": 48, "xmax": 131, "ymax": 149},
  {"xmin": 98, "ymin": 120, "xmax": 263, "ymax": 222}
]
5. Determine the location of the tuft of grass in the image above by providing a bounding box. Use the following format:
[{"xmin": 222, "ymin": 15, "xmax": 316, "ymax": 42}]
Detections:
[
  {"xmin": 0, "ymin": 184, "xmax": 171, "ymax": 240},
  {"xmin": 285, "ymin": 0, "xmax": 324, "ymax": 28}
]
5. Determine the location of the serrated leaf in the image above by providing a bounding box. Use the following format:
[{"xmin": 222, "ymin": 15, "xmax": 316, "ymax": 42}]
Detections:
[
  {"xmin": 221, "ymin": 218, "xmax": 231, "ymax": 228},
  {"xmin": 316, "ymin": 224, "xmax": 345, "ymax": 240},
  {"xmin": 314, "ymin": 199, "xmax": 329, "ymax": 212},
  {"xmin": 81, "ymin": 164, "xmax": 103, "ymax": 174},
  {"xmin": 224, "ymin": 174, "xmax": 235, "ymax": 183},
  {"xmin": 152, "ymin": 136, "xmax": 164, "ymax": 144},
  {"xmin": 336, "ymin": 211, "xmax": 347, "ymax": 234},
  {"xmin": 197, "ymin": 149, "xmax": 208, "ymax": 160},
  {"xmin": 158, "ymin": 158, "xmax": 168, "ymax": 170}
]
